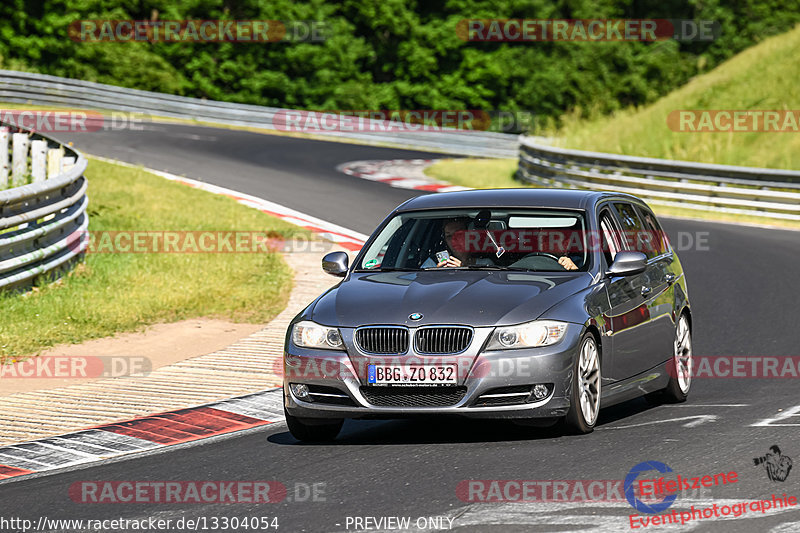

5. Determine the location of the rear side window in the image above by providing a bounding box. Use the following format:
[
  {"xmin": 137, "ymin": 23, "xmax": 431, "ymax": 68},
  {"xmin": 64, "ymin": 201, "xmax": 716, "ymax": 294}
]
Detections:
[{"xmin": 612, "ymin": 202, "xmax": 660, "ymax": 259}]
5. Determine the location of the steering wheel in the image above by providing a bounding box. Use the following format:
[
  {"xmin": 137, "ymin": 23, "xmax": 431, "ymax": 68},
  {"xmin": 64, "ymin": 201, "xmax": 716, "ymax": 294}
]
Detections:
[{"xmin": 522, "ymin": 252, "xmax": 561, "ymax": 262}]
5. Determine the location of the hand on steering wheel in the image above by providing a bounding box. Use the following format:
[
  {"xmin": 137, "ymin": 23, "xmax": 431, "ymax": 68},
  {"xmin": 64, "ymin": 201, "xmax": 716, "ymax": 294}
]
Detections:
[{"xmin": 558, "ymin": 256, "xmax": 578, "ymax": 270}]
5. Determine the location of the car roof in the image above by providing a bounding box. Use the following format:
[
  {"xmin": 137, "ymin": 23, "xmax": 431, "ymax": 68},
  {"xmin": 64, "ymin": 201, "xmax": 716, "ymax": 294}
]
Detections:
[{"xmin": 395, "ymin": 188, "xmax": 638, "ymax": 212}]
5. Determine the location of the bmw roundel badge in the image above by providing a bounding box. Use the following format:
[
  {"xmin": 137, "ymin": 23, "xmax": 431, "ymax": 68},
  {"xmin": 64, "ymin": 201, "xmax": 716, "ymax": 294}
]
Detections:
[{"xmin": 409, "ymin": 313, "xmax": 423, "ymax": 321}]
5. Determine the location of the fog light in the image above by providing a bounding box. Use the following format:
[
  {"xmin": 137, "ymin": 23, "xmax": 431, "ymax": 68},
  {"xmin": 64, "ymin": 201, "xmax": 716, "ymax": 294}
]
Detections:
[
  {"xmin": 532, "ymin": 384, "xmax": 550, "ymax": 400},
  {"xmin": 290, "ymin": 383, "xmax": 310, "ymax": 399}
]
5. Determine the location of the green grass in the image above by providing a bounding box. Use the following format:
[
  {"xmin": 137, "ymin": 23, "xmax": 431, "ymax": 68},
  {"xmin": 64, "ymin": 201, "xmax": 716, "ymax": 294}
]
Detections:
[
  {"xmin": 425, "ymin": 157, "xmax": 800, "ymax": 230},
  {"xmin": 426, "ymin": 158, "xmax": 520, "ymax": 189},
  {"xmin": 424, "ymin": 26, "xmax": 800, "ymax": 229},
  {"xmin": 548, "ymin": 24, "xmax": 800, "ymax": 170},
  {"xmin": 0, "ymin": 158, "xmax": 309, "ymax": 361}
]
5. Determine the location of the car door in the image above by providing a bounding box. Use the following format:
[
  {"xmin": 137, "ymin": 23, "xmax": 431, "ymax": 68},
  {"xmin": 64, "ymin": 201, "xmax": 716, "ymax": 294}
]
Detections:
[
  {"xmin": 634, "ymin": 203, "xmax": 678, "ymax": 365},
  {"xmin": 604, "ymin": 201, "xmax": 673, "ymax": 379}
]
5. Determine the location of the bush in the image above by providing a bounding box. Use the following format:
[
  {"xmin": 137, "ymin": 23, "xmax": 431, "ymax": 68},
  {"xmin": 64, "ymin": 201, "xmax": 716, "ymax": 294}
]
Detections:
[{"xmin": 1, "ymin": 0, "xmax": 798, "ymax": 127}]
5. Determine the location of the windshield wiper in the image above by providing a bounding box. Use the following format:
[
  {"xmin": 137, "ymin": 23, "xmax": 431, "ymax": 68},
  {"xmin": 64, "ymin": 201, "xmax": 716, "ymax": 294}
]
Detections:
[
  {"xmin": 463, "ymin": 266, "xmax": 538, "ymax": 272},
  {"xmin": 370, "ymin": 265, "xmax": 541, "ymax": 272}
]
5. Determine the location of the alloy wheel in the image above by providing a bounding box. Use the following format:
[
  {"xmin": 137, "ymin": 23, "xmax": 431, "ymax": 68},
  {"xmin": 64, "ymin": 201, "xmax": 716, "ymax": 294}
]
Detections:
[
  {"xmin": 674, "ymin": 315, "xmax": 692, "ymax": 394},
  {"xmin": 578, "ymin": 337, "xmax": 601, "ymax": 425}
]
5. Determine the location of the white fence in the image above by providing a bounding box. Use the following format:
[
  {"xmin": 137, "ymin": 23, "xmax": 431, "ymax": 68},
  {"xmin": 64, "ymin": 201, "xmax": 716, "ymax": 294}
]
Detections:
[{"xmin": 0, "ymin": 122, "xmax": 88, "ymax": 290}]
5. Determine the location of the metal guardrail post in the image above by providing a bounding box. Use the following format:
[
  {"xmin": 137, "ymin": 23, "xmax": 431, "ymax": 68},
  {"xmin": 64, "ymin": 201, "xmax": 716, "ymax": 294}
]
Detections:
[
  {"xmin": 46, "ymin": 147, "xmax": 63, "ymax": 178},
  {"xmin": 31, "ymin": 140, "xmax": 48, "ymax": 182},
  {"xmin": 11, "ymin": 133, "xmax": 29, "ymax": 187},
  {"xmin": 0, "ymin": 126, "xmax": 8, "ymax": 187}
]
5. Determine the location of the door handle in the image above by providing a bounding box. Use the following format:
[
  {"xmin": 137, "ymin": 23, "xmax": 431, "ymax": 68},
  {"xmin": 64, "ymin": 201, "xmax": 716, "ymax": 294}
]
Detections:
[{"xmin": 641, "ymin": 286, "xmax": 652, "ymax": 297}]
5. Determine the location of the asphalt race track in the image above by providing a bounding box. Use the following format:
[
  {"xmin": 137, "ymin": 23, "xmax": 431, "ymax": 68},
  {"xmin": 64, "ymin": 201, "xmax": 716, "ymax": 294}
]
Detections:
[{"xmin": 2, "ymin": 122, "xmax": 799, "ymax": 532}]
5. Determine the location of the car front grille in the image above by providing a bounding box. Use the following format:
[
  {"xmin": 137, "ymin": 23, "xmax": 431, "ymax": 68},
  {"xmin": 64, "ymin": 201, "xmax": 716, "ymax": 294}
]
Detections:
[
  {"xmin": 360, "ymin": 386, "xmax": 468, "ymax": 407},
  {"xmin": 414, "ymin": 327, "xmax": 473, "ymax": 355},
  {"xmin": 355, "ymin": 327, "xmax": 409, "ymax": 355}
]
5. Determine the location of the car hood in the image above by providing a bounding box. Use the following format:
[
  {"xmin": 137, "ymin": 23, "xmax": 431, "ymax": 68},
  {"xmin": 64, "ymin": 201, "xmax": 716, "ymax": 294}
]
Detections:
[{"xmin": 309, "ymin": 270, "xmax": 593, "ymax": 327}]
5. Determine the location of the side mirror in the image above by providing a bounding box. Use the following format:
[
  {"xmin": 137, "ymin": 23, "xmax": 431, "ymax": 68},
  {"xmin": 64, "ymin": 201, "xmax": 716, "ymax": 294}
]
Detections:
[
  {"xmin": 606, "ymin": 251, "xmax": 647, "ymax": 277},
  {"xmin": 322, "ymin": 251, "xmax": 349, "ymax": 277}
]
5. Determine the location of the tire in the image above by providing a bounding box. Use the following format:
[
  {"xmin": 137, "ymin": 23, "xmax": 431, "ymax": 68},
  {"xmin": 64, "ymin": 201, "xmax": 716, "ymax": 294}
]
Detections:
[
  {"xmin": 284, "ymin": 408, "xmax": 344, "ymax": 443},
  {"xmin": 564, "ymin": 332, "xmax": 602, "ymax": 434},
  {"xmin": 663, "ymin": 313, "xmax": 692, "ymax": 402}
]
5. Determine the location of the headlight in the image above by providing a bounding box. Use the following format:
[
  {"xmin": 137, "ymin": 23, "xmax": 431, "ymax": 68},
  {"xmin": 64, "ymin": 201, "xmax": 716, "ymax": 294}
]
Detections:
[
  {"xmin": 291, "ymin": 321, "xmax": 345, "ymax": 350},
  {"xmin": 487, "ymin": 320, "xmax": 568, "ymax": 350}
]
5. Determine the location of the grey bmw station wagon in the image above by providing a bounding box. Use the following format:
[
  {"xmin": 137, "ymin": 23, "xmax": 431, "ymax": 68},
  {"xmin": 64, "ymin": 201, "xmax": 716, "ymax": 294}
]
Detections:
[{"xmin": 283, "ymin": 189, "xmax": 692, "ymax": 441}]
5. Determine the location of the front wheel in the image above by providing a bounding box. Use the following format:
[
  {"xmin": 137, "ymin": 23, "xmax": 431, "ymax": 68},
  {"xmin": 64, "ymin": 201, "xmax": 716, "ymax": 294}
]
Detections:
[
  {"xmin": 564, "ymin": 332, "xmax": 601, "ymax": 434},
  {"xmin": 284, "ymin": 409, "xmax": 343, "ymax": 442}
]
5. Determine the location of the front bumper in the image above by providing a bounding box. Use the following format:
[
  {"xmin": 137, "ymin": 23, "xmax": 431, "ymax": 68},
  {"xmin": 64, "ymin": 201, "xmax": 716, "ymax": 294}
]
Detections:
[{"xmin": 282, "ymin": 324, "xmax": 583, "ymax": 420}]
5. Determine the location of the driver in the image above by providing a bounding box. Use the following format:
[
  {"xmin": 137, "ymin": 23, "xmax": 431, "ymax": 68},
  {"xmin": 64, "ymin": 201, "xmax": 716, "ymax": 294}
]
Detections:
[
  {"xmin": 547, "ymin": 227, "xmax": 579, "ymax": 270},
  {"xmin": 423, "ymin": 218, "xmax": 580, "ymax": 270}
]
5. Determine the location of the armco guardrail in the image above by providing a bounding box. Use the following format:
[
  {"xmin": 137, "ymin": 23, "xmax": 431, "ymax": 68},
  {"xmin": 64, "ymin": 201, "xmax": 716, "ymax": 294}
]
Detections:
[
  {"xmin": 0, "ymin": 70, "xmax": 518, "ymax": 158},
  {"xmin": 0, "ymin": 122, "xmax": 88, "ymax": 290},
  {"xmin": 8, "ymin": 69, "xmax": 797, "ymax": 220},
  {"xmin": 517, "ymin": 137, "xmax": 800, "ymax": 221}
]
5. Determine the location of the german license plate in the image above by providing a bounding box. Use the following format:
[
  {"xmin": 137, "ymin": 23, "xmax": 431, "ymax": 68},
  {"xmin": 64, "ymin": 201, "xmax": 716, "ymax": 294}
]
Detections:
[{"xmin": 367, "ymin": 364, "xmax": 457, "ymax": 386}]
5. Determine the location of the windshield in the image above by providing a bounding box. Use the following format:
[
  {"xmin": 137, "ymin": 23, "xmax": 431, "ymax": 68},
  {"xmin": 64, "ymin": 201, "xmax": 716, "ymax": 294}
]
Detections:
[{"xmin": 355, "ymin": 208, "xmax": 591, "ymax": 272}]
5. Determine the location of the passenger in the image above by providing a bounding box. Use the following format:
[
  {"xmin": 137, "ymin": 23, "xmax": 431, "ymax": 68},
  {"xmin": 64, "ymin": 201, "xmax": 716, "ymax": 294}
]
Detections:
[
  {"xmin": 422, "ymin": 218, "xmax": 472, "ymax": 268},
  {"xmin": 423, "ymin": 218, "xmax": 578, "ymax": 270}
]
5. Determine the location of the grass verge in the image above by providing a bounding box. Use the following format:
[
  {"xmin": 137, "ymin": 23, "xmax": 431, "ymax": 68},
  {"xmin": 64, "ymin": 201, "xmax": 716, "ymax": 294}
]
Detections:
[
  {"xmin": 0, "ymin": 157, "xmax": 310, "ymax": 361},
  {"xmin": 425, "ymin": 158, "xmax": 800, "ymax": 230},
  {"xmin": 547, "ymin": 24, "xmax": 800, "ymax": 170}
]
